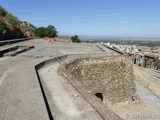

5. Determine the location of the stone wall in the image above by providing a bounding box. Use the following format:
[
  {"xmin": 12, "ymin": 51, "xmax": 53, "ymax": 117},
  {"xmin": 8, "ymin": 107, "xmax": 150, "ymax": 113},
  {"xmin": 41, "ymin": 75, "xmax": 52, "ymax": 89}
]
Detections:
[{"xmin": 66, "ymin": 55, "xmax": 138, "ymax": 104}]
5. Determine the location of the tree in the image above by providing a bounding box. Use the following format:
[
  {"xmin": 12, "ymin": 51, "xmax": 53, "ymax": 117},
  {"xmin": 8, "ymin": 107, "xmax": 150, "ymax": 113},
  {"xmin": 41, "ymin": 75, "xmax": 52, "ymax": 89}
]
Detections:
[
  {"xmin": 34, "ymin": 27, "xmax": 46, "ymax": 37},
  {"xmin": 34, "ymin": 25, "xmax": 58, "ymax": 38},
  {"xmin": 45, "ymin": 25, "xmax": 58, "ymax": 38},
  {"xmin": 70, "ymin": 35, "xmax": 81, "ymax": 43}
]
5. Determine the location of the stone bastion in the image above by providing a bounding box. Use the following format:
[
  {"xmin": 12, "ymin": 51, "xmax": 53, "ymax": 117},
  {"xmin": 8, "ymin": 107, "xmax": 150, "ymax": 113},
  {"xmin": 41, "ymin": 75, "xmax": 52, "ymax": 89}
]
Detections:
[{"xmin": 63, "ymin": 55, "xmax": 139, "ymax": 105}]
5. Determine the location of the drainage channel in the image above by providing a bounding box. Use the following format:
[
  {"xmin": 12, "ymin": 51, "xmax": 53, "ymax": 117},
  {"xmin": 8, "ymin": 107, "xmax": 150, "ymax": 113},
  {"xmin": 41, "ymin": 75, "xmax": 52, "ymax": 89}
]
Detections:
[
  {"xmin": 35, "ymin": 68, "xmax": 54, "ymax": 120},
  {"xmin": 36, "ymin": 56, "xmax": 105, "ymax": 120},
  {"xmin": 34, "ymin": 56, "xmax": 66, "ymax": 120}
]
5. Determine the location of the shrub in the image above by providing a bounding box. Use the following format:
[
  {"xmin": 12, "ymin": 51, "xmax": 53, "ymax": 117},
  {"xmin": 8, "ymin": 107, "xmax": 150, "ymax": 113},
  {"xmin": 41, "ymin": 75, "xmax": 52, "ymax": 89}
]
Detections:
[
  {"xmin": 70, "ymin": 35, "xmax": 81, "ymax": 43},
  {"xmin": 5, "ymin": 13, "xmax": 19, "ymax": 27},
  {"xmin": 0, "ymin": 6, "xmax": 8, "ymax": 17}
]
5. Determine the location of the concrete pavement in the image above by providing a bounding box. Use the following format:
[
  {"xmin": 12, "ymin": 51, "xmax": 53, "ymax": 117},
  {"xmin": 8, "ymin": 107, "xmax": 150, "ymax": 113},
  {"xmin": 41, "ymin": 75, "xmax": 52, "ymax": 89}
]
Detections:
[
  {"xmin": 135, "ymin": 81, "xmax": 160, "ymax": 109},
  {"xmin": 0, "ymin": 56, "xmax": 49, "ymax": 120},
  {"xmin": 38, "ymin": 61, "xmax": 103, "ymax": 120},
  {"xmin": 2, "ymin": 39, "xmax": 159, "ymax": 119},
  {"xmin": 0, "ymin": 39, "xmax": 109, "ymax": 120},
  {"xmin": 133, "ymin": 65, "xmax": 160, "ymax": 97}
]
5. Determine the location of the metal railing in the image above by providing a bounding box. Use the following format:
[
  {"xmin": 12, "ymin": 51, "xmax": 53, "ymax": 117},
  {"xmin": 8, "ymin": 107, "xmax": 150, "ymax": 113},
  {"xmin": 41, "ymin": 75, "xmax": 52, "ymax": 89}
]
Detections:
[{"xmin": 0, "ymin": 38, "xmax": 30, "ymax": 44}]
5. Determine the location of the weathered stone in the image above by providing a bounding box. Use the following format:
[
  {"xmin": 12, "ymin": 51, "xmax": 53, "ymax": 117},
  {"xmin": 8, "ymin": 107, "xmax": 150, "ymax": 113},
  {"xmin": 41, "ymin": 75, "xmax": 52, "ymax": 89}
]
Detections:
[{"xmin": 66, "ymin": 55, "xmax": 138, "ymax": 105}]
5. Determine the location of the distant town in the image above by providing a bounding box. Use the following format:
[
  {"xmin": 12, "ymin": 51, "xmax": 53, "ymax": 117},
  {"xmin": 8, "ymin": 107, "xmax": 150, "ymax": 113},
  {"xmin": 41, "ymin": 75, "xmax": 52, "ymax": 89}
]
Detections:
[{"xmin": 92, "ymin": 40, "xmax": 160, "ymax": 71}]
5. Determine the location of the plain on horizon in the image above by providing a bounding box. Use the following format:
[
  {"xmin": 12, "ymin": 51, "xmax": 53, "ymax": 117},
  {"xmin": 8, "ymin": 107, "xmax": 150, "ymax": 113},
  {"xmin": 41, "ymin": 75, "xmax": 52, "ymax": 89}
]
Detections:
[{"xmin": 1, "ymin": 0, "xmax": 160, "ymax": 38}]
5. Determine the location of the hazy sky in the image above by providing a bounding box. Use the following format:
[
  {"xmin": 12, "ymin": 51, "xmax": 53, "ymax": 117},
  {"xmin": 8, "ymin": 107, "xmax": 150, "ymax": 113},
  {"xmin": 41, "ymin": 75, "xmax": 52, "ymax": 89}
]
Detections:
[{"xmin": 1, "ymin": 0, "xmax": 160, "ymax": 37}]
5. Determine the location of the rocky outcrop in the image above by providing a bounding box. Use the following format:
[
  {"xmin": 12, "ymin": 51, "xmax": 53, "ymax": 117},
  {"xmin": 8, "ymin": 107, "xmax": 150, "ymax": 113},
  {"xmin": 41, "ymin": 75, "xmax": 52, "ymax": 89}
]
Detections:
[
  {"xmin": 0, "ymin": 17, "xmax": 26, "ymax": 40},
  {"xmin": 18, "ymin": 21, "xmax": 36, "ymax": 37},
  {"xmin": 19, "ymin": 21, "xmax": 32, "ymax": 27},
  {"xmin": 0, "ymin": 6, "xmax": 36, "ymax": 40}
]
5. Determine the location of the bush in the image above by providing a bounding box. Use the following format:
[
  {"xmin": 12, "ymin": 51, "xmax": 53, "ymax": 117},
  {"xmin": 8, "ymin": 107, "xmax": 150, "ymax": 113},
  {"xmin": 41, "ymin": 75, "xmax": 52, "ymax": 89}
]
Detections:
[
  {"xmin": 5, "ymin": 13, "xmax": 19, "ymax": 27},
  {"xmin": 70, "ymin": 35, "xmax": 81, "ymax": 43}
]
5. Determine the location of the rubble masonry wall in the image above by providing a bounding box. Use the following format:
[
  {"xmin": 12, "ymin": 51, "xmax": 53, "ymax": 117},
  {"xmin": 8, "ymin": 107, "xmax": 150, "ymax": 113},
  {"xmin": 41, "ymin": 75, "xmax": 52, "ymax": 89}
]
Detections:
[{"xmin": 66, "ymin": 55, "xmax": 137, "ymax": 104}]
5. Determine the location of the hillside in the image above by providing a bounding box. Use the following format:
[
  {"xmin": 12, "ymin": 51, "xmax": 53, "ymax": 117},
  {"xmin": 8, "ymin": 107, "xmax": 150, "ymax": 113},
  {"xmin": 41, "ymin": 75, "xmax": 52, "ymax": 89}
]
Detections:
[{"xmin": 0, "ymin": 6, "xmax": 36, "ymax": 40}]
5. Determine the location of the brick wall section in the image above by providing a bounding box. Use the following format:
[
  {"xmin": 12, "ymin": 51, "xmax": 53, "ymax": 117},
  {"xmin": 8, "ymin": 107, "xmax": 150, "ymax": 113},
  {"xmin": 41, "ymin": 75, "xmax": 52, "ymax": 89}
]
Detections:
[{"xmin": 66, "ymin": 55, "xmax": 138, "ymax": 104}]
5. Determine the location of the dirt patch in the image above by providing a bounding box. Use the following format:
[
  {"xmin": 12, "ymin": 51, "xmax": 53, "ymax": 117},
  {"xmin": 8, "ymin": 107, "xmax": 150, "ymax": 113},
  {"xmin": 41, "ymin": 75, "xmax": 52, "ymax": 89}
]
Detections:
[{"xmin": 110, "ymin": 102, "xmax": 160, "ymax": 120}]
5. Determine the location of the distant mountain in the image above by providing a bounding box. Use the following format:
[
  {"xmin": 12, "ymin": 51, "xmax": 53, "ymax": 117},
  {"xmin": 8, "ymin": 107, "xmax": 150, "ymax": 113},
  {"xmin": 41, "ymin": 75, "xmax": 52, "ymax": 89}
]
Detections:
[
  {"xmin": 78, "ymin": 35, "xmax": 160, "ymax": 41},
  {"xmin": 59, "ymin": 34, "xmax": 160, "ymax": 41},
  {"xmin": 57, "ymin": 35, "xmax": 70, "ymax": 39}
]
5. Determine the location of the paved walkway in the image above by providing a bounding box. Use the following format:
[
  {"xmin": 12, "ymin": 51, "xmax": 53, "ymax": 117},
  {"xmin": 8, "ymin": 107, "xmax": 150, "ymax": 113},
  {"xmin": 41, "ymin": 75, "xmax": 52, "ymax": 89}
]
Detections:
[
  {"xmin": 96, "ymin": 44, "xmax": 119, "ymax": 55},
  {"xmin": 0, "ymin": 39, "xmax": 106, "ymax": 120},
  {"xmin": 38, "ymin": 61, "xmax": 103, "ymax": 120},
  {"xmin": 0, "ymin": 56, "xmax": 49, "ymax": 120},
  {"xmin": 133, "ymin": 65, "xmax": 160, "ymax": 97},
  {"xmin": 134, "ymin": 65, "xmax": 160, "ymax": 86},
  {"xmin": 143, "ymin": 67, "xmax": 160, "ymax": 83},
  {"xmin": 135, "ymin": 81, "xmax": 160, "ymax": 109},
  {"xmin": 0, "ymin": 39, "xmax": 125, "ymax": 119}
]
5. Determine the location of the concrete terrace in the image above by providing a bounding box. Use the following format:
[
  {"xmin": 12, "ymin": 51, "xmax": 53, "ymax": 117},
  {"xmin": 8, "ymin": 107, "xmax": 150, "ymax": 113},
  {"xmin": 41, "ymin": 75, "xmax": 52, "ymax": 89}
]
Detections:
[
  {"xmin": 0, "ymin": 39, "xmax": 159, "ymax": 120},
  {"xmin": 0, "ymin": 39, "xmax": 118, "ymax": 120}
]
